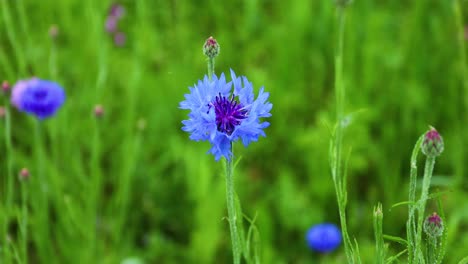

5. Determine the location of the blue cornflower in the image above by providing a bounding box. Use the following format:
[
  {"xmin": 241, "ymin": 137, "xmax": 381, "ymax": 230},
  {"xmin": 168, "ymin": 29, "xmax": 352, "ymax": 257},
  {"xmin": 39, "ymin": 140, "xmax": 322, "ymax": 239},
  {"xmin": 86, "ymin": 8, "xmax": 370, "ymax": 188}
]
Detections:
[
  {"xmin": 11, "ymin": 78, "xmax": 66, "ymax": 119},
  {"xmin": 180, "ymin": 70, "xmax": 272, "ymax": 161},
  {"xmin": 306, "ymin": 223, "xmax": 342, "ymax": 253}
]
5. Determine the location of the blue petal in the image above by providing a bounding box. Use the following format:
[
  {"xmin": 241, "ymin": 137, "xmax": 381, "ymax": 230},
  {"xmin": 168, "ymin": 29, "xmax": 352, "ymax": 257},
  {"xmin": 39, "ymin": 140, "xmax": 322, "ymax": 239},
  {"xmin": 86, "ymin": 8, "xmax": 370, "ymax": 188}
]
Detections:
[{"xmin": 209, "ymin": 133, "xmax": 232, "ymax": 161}]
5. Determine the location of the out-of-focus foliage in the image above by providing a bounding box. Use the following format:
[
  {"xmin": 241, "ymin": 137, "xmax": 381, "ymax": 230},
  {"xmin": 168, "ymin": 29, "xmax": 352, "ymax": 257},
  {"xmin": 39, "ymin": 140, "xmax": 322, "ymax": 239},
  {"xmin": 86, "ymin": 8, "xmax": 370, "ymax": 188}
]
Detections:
[{"xmin": 0, "ymin": 0, "xmax": 467, "ymax": 263}]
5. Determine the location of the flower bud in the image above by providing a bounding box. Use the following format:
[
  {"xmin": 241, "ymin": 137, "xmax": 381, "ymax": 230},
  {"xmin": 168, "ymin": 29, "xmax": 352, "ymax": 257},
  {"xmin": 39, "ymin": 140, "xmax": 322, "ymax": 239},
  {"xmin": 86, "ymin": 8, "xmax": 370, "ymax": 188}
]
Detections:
[
  {"xmin": 421, "ymin": 127, "xmax": 444, "ymax": 157},
  {"xmin": 2, "ymin": 80, "xmax": 10, "ymax": 93},
  {"xmin": 19, "ymin": 168, "xmax": 30, "ymax": 181},
  {"xmin": 49, "ymin": 24, "xmax": 59, "ymax": 39},
  {"xmin": 94, "ymin": 104, "xmax": 104, "ymax": 117},
  {"xmin": 137, "ymin": 118, "xmax": 147, "ymax": 131},
  {"xmin": 374, "ymin": 203, "xmax": 383, "ymax": 219},
  {"xmin": 203, "ymin": 36, "xmax": 220, "ymax": 59},
  {"xmin": 335, "ymin": 0, "xmax": 352, "ymax": 8},
  {"xmin": 114, "ymin": 32, "xmax": 126, "ymax": 47},
  {"xmin": 424, "ymin": 212, "xmax": 444, "ymax": 238}
]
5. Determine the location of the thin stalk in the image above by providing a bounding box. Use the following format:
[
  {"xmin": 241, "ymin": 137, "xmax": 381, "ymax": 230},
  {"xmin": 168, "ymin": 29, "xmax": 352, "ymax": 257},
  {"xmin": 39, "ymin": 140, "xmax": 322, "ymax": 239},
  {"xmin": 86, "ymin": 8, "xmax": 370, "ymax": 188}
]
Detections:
[
  {"xmin": 332, "ymin": 5, "xmax": 355, "ymax": 263},
  {"xmin": 407, "ymin": 135, "xmax": 424, "ymax": 264},
  {"xmin": 8, "ymin": 241, "xmax": 22, "ymax": 264},
  {"xmin": 20, "ymin": 183, "xmax": 28, "ymax": 264},
  {"xmin": 112, "ymin": 47, "xmax": 142, "ymax": 249},
  {"xmin": 435, "ymin": 197, "xmax": 447, "ymax": 264},
  {"xmin": 414, "ymin": 156, "xmax": 436, "ymax": 262},
  {"xmin": 33, "ymin": 120, "xmax": 50, "ymax": 262},
  {"xmin": 453, "ymin": 0, "xmax": 468, "ymax": 107},
  {"xmin": 453, "ymin": 0, "xmax": 468, "ymax": 187},
  {"xmin": 373, "ymin": 203, "xmax": 385, "ymax": 264},
  {"xmin": 334, "ymin": 5, "xmax": 345, "ymax": 183},
  {"xmin": 207, "ymin": 57, "xmax": 215, "ymax": 81},
  {"xmin": 225, "ymin": 144, "xmax": 241, "ymax": 264},
  {"xmin": 49, "ymin": 38, "xmax": 58, "ymax": 80},
  {"xmin": 426, "ymin": 237, "xmax": 437, "ymax": 264},
  {"xmin": 88, "ymin": 119, "xmax": 102, "ymax": 260},
  {"xmin": 1, "ymin": 0, "xmax": 27, "ymax": 75},
  {"xmin": 112, "ymin": 1, "xmax": 144, "ymax": 247},
  {"xmin": 3, "ymin": 102, "xmax": 14, "ymax": 263}
]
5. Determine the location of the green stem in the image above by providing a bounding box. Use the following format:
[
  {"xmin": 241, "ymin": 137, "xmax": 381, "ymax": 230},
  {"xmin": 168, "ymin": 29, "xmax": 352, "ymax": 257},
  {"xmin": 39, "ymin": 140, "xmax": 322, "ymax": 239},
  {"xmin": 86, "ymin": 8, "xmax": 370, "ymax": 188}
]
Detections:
[
  {"xmin": 335, "ymin": 6, "xmax": 346, "ymax": 125},
  {"xmin": 89, "ymin": 119, "xmax": 102, "ymax": 260},
  {"xmin": 207, "ymin": 57, "xmax": 215, "ymax": 81},
  {"xmin": 407, "ymin": 135, "xmax": 424, "ymax": 264},
  {"xmin": 225, "ymin": 144, "xmax": 241, "ymax": 264},
  {"xmin": 373, "ymin": 203, "xmax": 384, "ymax": 264},
  {"xmin": 454, "ymin": 0, "xmax": 468, "ymax": 105},
  {"xmin": 415, "ymin": 156, "xmax": 436, "ymax": 262},
  {"xmin": 338, "ymin": 202, "xmax": 354, "ymax": 261},
  {"xmin": 332, "ymin": 5, "xmax": 355, "ymax": 263},
  {"xmin": 5, "ymin": 104, "xmax": 14, "ymax": 208},
  {"xmin": 20, "ymin": 183, "xmax": 28, "ymax": 264},
  {"xmin": 34, "ymin": 120, "xmax": 50, "ymax": 262},
  {"xmin": 49, "ymin": 40, "xmax": 58, "ymax": 80},
  {"xmin": 333, "ymin": 5, "xmax": 346, "ymax": 191},
  {"xmin": 3, "ymin": 102, "xmax": 14, "ymax": 263},
  {"xmin": 426, "ymin": 237, "xmax": 437, "ymax": 264},
  {"xmin": 453, "ymin": 0, "xmax": 468, "ymax": 187},
  {"xmin": 1, "ymin": 0, "xmax": 27, "ymax": 76}
]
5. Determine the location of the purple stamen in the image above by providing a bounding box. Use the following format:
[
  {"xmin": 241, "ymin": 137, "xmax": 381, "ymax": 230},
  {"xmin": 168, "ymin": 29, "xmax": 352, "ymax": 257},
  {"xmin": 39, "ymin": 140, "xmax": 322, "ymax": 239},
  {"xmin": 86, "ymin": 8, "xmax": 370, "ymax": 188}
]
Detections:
[{"xmin": 212, "ymin": 93, "xmax": 247, "ymax": 135}]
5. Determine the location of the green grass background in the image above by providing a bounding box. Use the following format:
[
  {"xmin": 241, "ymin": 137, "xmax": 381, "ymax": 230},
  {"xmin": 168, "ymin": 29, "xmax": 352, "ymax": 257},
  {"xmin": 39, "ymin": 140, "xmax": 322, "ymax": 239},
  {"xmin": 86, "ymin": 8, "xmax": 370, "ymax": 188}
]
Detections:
[{"xmin": 0, "ymin": 0, "xmax": 468, "ymax": 263}]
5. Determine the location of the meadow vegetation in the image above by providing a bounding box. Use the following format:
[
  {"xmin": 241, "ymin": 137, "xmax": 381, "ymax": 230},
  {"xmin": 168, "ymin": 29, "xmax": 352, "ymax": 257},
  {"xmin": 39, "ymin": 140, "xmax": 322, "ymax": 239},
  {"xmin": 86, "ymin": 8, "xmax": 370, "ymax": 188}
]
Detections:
[{"xmin": 0, "ymin": 0, "xmax": 468, "ymax": 263}]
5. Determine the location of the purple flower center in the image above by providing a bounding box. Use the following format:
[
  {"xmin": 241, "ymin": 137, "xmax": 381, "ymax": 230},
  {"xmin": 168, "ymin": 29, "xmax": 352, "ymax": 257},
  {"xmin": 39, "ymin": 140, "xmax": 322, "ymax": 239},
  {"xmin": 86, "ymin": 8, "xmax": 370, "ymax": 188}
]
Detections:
[
  {"xmin": 211, "ymin": 93, "xmax": 247, "ymax": 135},
  {"xmin": 34, "ymin": 89, "xmax": 47, "ymax": 99}
]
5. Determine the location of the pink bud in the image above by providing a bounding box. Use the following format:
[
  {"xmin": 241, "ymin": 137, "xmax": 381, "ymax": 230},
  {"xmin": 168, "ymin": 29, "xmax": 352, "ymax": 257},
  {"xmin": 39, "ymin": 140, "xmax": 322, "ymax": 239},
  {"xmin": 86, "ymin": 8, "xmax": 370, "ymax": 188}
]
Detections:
[{"xmin": 19, "ymin": 168, "xmax": 30, "ymax": 181}]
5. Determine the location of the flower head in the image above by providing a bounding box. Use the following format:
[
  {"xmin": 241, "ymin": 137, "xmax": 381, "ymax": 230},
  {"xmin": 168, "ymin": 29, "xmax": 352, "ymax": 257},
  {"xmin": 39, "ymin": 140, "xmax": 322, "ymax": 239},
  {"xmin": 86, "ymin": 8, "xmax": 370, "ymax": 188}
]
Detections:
[
  {"xmin": 424, "ymin": 212, "xmax": 444, "ymax": 238},
  {"xmin": 421, "ymin": 127, "xmax": 444, "ymax": 157},
  {"xmin": 180, "ymin": 70, "xmax": 272, "ymax": 161},
  {"xmin": 306, "ymin": 223, "xmax": 342, "ymax": 253},
  {"xmin": 11, "ymin": 78, "xmax": 65, "ymax": 119},
  {"xmin": 203, "ymin": 36, "xmax": 220, "ymax": 59}
]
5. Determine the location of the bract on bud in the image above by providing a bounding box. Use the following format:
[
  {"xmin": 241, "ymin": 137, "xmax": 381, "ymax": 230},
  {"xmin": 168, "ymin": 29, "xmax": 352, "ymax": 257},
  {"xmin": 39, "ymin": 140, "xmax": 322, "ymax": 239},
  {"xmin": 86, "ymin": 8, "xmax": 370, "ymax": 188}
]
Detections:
[
  {"xmin": 424, "ymin": 212, "xmax": 444, "ymax": 238},
  {"xmin": 203, "ymin": 36, "xmax": 220, "ymax": 59},
  {"xmin": 421, "ymin": 127, "xmax": 444, "ymax": 157}
]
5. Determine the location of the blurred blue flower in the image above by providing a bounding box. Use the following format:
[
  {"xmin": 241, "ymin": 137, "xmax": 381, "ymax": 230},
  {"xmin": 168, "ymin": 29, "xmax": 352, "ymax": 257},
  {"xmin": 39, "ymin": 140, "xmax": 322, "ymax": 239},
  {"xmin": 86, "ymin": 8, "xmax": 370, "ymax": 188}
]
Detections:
[
  {"xmin": 180, "ymin": 70, "xmax": 272, "ymax": 161},
  {"xmin": 306, "ymin": 223, "xmax": 342, "ymax": 253},
  {"xmin": 11, "ymin": 78, "xmax": 66, "ymax": 119}
]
